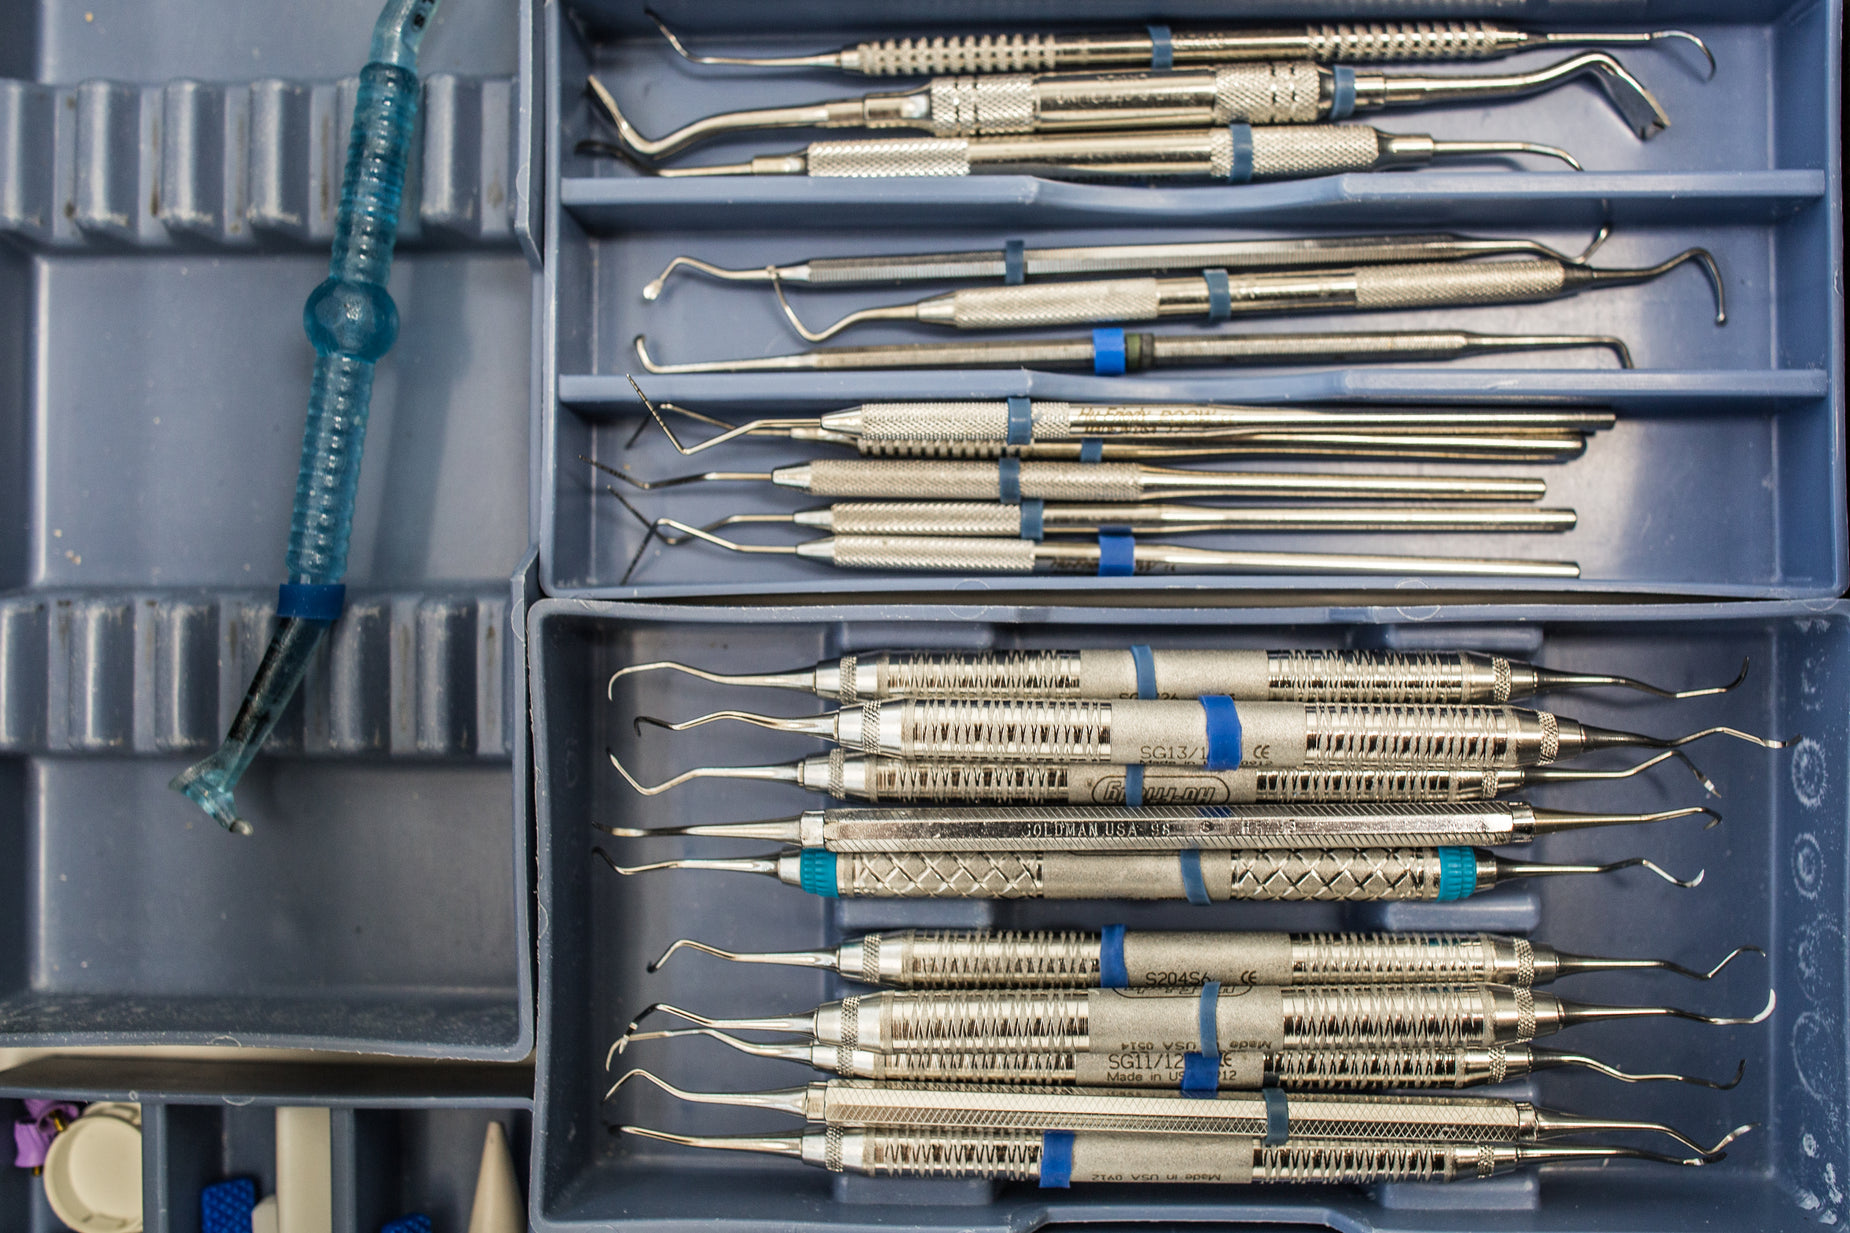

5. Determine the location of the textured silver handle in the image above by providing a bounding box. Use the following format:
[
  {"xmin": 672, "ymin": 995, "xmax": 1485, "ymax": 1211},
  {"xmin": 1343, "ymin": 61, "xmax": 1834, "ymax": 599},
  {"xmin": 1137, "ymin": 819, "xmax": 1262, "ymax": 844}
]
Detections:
[
  {"xmin": 1302, "ymin": 21, "xmax": 1516, "ymax": 62},
  {"xmin": 1250, "ymin": 125, "xmax": 1384, "ymax": 179},
  {"xmin": 853, "ymin": 401, "xmax": 1012, "ymax": 445},
  {"xmin": 1254, "ymin": 1139, "xmax": 1476, "ymax": 1183},
  {"xmin": 801, "ymin": 458, "xmax": 1138, "ymax": 501},
  {"xmin": 858, "ymin": 1044, "xmax": 1496, "ymax": 1090},
  {"xmin": 1267, "ymin": 651, "xmax": 1494, "ymax": 704},
  {"xmin": 870, "ymin": 650, "xmax": 1082, "ymax": 699},
  {"xmin": 1301, "ymin": 704, "xmax": 1519, "ymax": 767},
  {"xmin": 883, "ymin": 928, "xmax": 1098, "ymax": 986},
  {"xmin": 876, "ymin": 990, "xmax": 1090, "ymax": 1049},
  {"xmin": 890, "ymin": 698, "xmax": 1118, "ymax": 761},
  {"xmin": 950, "ymin": 278, "xmax": 1163, "ymax": 328},
  {"xmin": 1281, "ymin": 984, "xmax": 1499, "ymax": 1047},
  {"xmin": 927, "ymin": 75, "xmax": 1038, "ymax": 134},
  {"xmin": 827, "ymin": 535, "xmax": 1038, "ymax": 573},
  {"xmin": 849, "ymin": 1128, "xmax": 1047, "ymax": 1179},
  {"xmin": 807, "ymin": 137, "xmax": 971, "ymax": 177},
  {"xmin": 826, "ymin": 503, "xmax": 1026, "ymax": 537},
  {"xmin": 1227, "ymin": 847, "xmax": 1448, "ymax": 901},
  {"xmin": 1215, "ymin": 63, "xmax": 1325, "ymax": 123},
  {"xmin": 837, "ymin": 852, "xmax": 1046, "ymax": 898},
  {"xmin": 1291, "ymin": 932, "xmax": 1516, "ymax": 984},
  {"xmin": 1270, "ymin": 1046, "xmax": 1500, "ymax": 1089},
  {"xmin": 851, "ymin": 34, "xmax": 1060, "ymax": 76},
  {"xmin": 1353, "ymin": 260, "xmax": 1568, "ymax": 310}
]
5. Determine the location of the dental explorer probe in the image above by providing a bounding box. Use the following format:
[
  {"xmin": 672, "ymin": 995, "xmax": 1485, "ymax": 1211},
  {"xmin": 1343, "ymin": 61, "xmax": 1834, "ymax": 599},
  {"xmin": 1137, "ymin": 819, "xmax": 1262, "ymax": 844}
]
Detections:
[
  {"xmin": 629, "ymin": 697, "xmax": 1793, "ymax": 769},
  {"xmin": 588, "ymin": 52, "xmax": 1665, "ymax": 160},
  {"xmin": 583, "ymin": 120, "xmax": 1582, "ymax": 180},
  {"xmin": 631, "ymin": 521, "xmax": 1581, "ymax": 581},
  {"xmin": 605, "ymin": 1072, "xmax": 1751, "ymax": 1159},
  {"xmin": 645, "ymin": 929, "xmax": 1760, "ymax": 989},
  {"xmin": 630, "ymin": 327, "xmax": 1635, "ymax": 374},
  {"xmin": 641, "ymin": 229, "xmax": 1614, "ymax": 299},
  {"xmin": 771, "ymin": 249, "xmax": 1724, "ymax": 341},
  {"xmin": 593, "ymin": 845, "xmax": 1703, "ymax": 902},
  {"xmin": 631, "ymin": 394, "xmax": 1615, "ymax": 457},
  {"xmin": 617, "ymin": 1125, "xmax": 1720, "ymax": 1183},
  {"xmin": 592, "ymin": 455, "xmax": 1550, "ymax": 502},
  {"xmin": 614, "ymin": 983, "xmax": 1773, "ymax": 1053},
  {"xmin": 608, "ymin": 648, "xmax": 1746, "ymax": 704},
  {"xmin": 615, "ymin": 1030, "xmax": 1743, "ymax": 1092},
  {"xmin": 605, "ymin": 748, "xmax": 1716, "ymax": 803},
  {"xmin": 594, "ymin": 801, "xmax": 1718, "ymax": 852},
  {"xmin": 647, "ymin": 15, "xmax": 1717, "ymax": 78}
]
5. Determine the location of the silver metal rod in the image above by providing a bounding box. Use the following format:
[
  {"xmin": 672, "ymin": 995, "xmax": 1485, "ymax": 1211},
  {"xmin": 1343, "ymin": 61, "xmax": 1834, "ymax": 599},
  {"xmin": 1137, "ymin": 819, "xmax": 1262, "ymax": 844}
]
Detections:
[
  {"xmin": 739, "ymin": 502, "xmax": 1583, "ymax": 536},
  {"xmin": 644, "ymin": 929, "xmax": 1761, "ymax": 989},
  {"xmin": 630, "ymin": 328, "xmax": 1636, "ymax": 373}
]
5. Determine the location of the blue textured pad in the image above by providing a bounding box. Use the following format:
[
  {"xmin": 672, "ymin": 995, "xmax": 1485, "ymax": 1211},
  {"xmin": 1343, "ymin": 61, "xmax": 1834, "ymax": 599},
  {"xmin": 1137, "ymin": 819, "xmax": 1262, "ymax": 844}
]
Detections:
[
  {"xmin": 381, "ymin": 1217, "xmax": 433, "ymax": 1233},
  {"xmin": 201, "ymin": 1179, "xmax": 256, "ymax": 1233}
]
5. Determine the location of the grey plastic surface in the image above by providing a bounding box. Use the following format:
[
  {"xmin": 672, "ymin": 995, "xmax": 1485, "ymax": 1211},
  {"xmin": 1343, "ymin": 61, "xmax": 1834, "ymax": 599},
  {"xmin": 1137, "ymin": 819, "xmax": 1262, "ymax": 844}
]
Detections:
[{"xmin": 0, "ymin": 0, "xmax": 534, "ymax": 1059}]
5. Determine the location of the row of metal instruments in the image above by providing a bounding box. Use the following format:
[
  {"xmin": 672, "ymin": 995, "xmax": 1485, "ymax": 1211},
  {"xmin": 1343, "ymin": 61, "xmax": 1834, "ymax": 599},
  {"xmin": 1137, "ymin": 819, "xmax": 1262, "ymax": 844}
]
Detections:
[{"xmin": 598, "ymin": 644, "xmax": 1784, "ymax": 1185}]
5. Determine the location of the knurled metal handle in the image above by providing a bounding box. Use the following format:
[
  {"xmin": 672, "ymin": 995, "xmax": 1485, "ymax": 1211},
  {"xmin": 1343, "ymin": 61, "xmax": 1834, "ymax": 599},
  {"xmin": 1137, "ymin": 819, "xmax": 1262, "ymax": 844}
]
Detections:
[
  {"xmin": 874, "ymin": 650, "xmax": 1083, "ymax": 698},
  {"xmin": 1254, "ymin": 1139, "xmax": 1464, "ymax": 1183},
  {"xmin": 862, "ymin": 759, "xmax": 1084, "ymax": 803},
  {"xmin": 1215, "ymin": 63, "xmax": 1324, "ymax": 124},
  {"xmin": 950, "ymin": 278, "xmax": 1163, "ymax": 328},
  {"xmin": 928, "ymin": 74, "xmax": 1038, "ymax": 134},
  {"xmin": 852, "ymin": 1128, "xmax": 1046, "ymax": 1178},
  {"xmin": 807, "ymin": 137, "xmax": 971, "ymax": 177},
  {"xmin": 1353, "ymin": 260, "xmax": 1568, "ymax": 310},
  {"xmin": 853, "ymin": 34, "xmax": 1060, "ymax": 76},
  {"xmin": 1250, "ymin": 768, "xmax": 1508, "ymax": 802},
  {"xmin": 853, "ymin": 761, "xmax": 1511, "ymax": 804},
  {"xmin": 1266, "ymin": 651, "xmax": 1481, "ymax": 703},
  {"xmin": 879, "ymin": 990, "xmax": 1091, "ymax": 1049},
  {"xmin": 1281, "ymin": 984, "xmax": 1492, "ymax": 1047},
  {"xmin": 1250, "ymin": 125, "xmax": 1383, "ymax": 179},
  {"xmin": 837, "ymin": 852, "xmax": 1047, "ymax": 898},
  {"xmin": 1292, "ymin": 932, "xmax": 1501, "ymax": 983},
  {"xmin": 893, "ymin": 928, "xmax": 1100, "ymax": 985},
  {"xmin": 828, "ymin": 535, "xmax": 1039, "ymax": 573},
  {"xmin": 853, "ymin": 401, "xmax": 1012, "ymax": 444},
  {"xmin": 1302, "ymin": 704, "xmax": 1518, "ymax": 767},
  {"xmin": 1229, "ymin": 847, "xmax": 1448, "ymax": 901},
  {"xmin": 892, "ymin": 698, "xmax": 1116, "ymax": 761},
  {"xmin": 802, "ymin": 458, "xmax": 1138, "ymax": 502},
  {"xmin": 1269, "ymin": 1047, "xmax": 1481, "ymax": 1089},
  {"xmin": 826, "ymin": 502, "xmax": 1027, "ymax": 537},
  {"xmin": 1303, "ymin": 21, "xmax": 1515, "ymax": 62}
]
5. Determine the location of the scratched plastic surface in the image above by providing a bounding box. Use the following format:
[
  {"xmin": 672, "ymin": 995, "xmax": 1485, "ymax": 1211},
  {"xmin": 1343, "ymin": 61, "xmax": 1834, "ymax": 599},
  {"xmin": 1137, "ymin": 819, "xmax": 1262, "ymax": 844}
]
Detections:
[
  {"xmin": 532, "ymin": 599, "xmax": 1849, "ymax": 1231},
  {"xmin": 539, "ymin": 0, "xmax": 1843, "ymax": 600}
]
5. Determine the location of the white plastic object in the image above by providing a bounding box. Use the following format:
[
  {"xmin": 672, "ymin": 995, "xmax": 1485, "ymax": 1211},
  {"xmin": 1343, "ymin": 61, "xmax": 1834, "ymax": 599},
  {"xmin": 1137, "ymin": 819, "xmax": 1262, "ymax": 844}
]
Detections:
[
  {"xmin": 274, "ymin": 1107, "xmax": 332, "ymax": 1233},
  {"xmin": 466, "ymin": 1121, "xmax": 524, "ymax": 1233},
  {"xmin": 41, "ymin": 1103, "xmax": 144, "ymax": 1233}
]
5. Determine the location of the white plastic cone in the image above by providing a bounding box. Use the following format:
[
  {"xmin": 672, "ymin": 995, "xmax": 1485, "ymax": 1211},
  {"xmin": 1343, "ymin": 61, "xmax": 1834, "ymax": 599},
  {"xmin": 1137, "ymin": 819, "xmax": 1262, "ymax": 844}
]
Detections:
[{"xmin": 466, "ymin": 1121, "xmax": 524, "ymax": 1233}]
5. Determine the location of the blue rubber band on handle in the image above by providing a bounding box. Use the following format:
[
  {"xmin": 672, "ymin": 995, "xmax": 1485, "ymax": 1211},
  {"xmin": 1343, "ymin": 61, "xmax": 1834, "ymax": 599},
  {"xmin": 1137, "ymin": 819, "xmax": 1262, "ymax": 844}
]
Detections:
[
  {"xmin": 1197, "ymin": 980, "xmax": 1221, "ymax": 1055},
  {"xmin": 1004, "ymin": 238, "xmax": 1026, "ymax": 285},
  {"xmin": 1330, "ymin": 66, "xmax": 1357, "ymax": 120},
  {"xmin": 1148, "ymin": 24, "xmax": 1174, "ymax": 70},
  {"xmin": 1079, "ymin": 438, "xmax": 1104, "ymax": 462},
  {"xmin": 1179, "ymin": 1052, "xmax": 1220, "ymax": 1095},
  {"xmin": 1227, "ymin": 124, "xmax": 1255, "ymax": 183},
  {"xmin": 1262, "ymin": 1087, "xmax": 1289, "ymax": 1146},
  {"xmin": 1200, "ymin": 695, "xmax": 1243, "ymax": 771},
  {"xmin": 1122, "ymin": 764, "xmax": 1145, "ymax": 807},
  {"xmin": 1039, "ymin": 1131, "xmax": 1075, "ymax": 1188},
  {"xmin": 1099, "ymin": 923, "xmax": 1128, "ymax": 988},
  {"xmin": 1092, "ymin": 327, "xmax": 1127, "ymax": 375},
  {"xmin": 1437, "ymin": 846, "xmax": 1479, "ymax": 901},
  {"xmin": 1179, "ymin": 848, "xmax": 1211, "ymax": 905},
  {"xmin": 1204, "ymin": 269, "xmax": 1232, "ymax": 322},
  {"xmin": 998, "ymin": 457, "xmax": 1022, "ymax": 504},
  {"xmin": 276, "ymin": 582, "xmax": 345, "ymax": 621},
  {"xmin": 799, "ymin": 849, "xmax": 839, "ymax": 897},
  {"xmin": 1097, "ymin": 531, "xmax": 1135, "ymax": 577},
  {"xmin": 1131, "ymin": 644, "xmax": 1157, "ymax": 700},
  {"xmin": 1006, "ymin": 395, "xmax": 1033, "ymax": 446},
  {"xmin": 1018, "ymin": 498, "xmax": 1045, "ymax": 541}
]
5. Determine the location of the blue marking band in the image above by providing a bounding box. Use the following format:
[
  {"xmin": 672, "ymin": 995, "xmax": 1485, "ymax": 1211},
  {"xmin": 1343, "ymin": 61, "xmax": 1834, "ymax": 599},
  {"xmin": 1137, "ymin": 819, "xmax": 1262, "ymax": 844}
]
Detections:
[
  {"xmin": 998, "ymin": 456, "xmax": 1022, "ymax": 504},
  {"xmin": 1018, "ymin": 498, "xmax": 1045, "ymax": 541},
  {"xmin": 1123, "ymin": 764, "xmax": 1145, "ymax": 808},
  {"xmin": 1097, "ymin": 531, "xmax": 1135, "ymax": 577},
  {"xmin": 1204, "ymin": 268, "xmax": 1232, "ymax": 321},
  {"xmin": 798, "ymin": 849, "xmax": 839, "ymax": 897},
  {"xmin": 1006, "ymin": 395, "xmax": 1033, "ymax": 446},
  {"xmin": 1227, "ymin": 124, "xmax": 1255, "ymax": 183},
  {"xmin": 1262, "ymin": 1087, "xmax": 1289, "ymax": 1147},
  {"xmin": 1330, "ymin": 66, "xmax": 1357, "ymax": 119},
  {"xmin": 1092, "ymin": 327, "xmax": 1127, "ymax": 375},
  {"xmin": 1200, "ymin": 694, "xmax": 1243, "ymax": 771},
  {"xmin": 1197, "ymin": 979, "xmax": 1221, "ymax": 1055},
  {"xmin": 1039, "ymin": 1130, "xmax": 1075, "ymax": 1188},
  {"xmin": 1148, "ymin": 24, "xmax": 1173, "ymax": 70},
  {"xmin": 1079, "ymin": 438, "xmax": 1104, "ymax": 463},
  {"xmin": 1179, "ymin": 848, "xmax": 1211, "ymax": 905},
  {"xmin": 1099, "ymin": 923, "xmax": 1129, "ymax": 988},
  {"xmin": 1437, "ymin": 846, "xmax": 1479, "ymax": 901},
  {"xmin": 276, "ymin": 582, "xmax": 345, "ymax": 621},
  {"xmin": 1179, "ymin": 1052, "xmax": 1220, "ymax": 1094},
  {"xmin": 1131, "ymin": 643, "xmax": 1157, "ymax": 699},
  {"xmin": 1004, "ymin": 238, "xmax": 1026, "ymax": 285},
  {"xmin": 1180, "ymin": 979, "xmax": 1222, "ymax": 1095}
]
